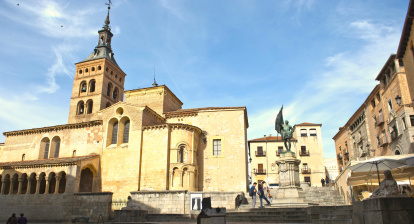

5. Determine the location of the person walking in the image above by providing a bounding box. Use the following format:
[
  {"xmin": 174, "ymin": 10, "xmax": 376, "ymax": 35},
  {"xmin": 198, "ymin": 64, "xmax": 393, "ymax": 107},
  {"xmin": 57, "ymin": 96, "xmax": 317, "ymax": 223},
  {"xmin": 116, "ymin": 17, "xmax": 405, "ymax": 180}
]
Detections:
[
  {"xmin": 17, "ymin": 213, "xmax": 28, "ymax": 224},
  {"xmin": 258, "ymin": 183, "xmax": 271, "ymax": 208},
  {"xmin": 250, "ymin": 182, "xmax": 257, "ymax": 208},
  {"xmin": 321, "ymin": 178, "xmax": 325, "ymax": 187},
  {"xmin": 6, "ymin": 213, "xmax": 17, "ymax": 224},
  {"xmin": 326, "ymin": 177, "xmax": 330, "ymax": 187}
]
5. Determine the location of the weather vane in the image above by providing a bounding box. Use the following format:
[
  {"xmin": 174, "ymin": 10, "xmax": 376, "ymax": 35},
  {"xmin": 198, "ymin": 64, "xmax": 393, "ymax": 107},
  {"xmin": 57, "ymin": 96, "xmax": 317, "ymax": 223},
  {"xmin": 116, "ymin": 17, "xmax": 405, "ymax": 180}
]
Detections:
[{"xmin": 105, "ymin": 0, "xmax": 112, "ymax": 9}]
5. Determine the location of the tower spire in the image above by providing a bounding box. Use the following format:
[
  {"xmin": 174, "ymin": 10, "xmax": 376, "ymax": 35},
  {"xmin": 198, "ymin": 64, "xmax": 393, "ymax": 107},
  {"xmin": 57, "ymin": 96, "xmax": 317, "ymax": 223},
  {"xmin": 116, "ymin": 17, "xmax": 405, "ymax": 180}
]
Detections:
[
  {"xmin": 104, "ymin": 0, "xmax": 112, "ymax": 30},
  {"xmin": 153, "ymin": 67, "xmax": 158, "ymax": 87}
]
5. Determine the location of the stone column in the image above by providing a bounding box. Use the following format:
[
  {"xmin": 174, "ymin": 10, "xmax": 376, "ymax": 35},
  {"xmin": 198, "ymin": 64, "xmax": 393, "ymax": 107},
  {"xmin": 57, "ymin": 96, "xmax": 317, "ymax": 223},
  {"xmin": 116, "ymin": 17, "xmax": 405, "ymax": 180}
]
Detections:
[
  {"xmin": 45, "ymin": 177, "xmax": 50, "ymax": 194},
  {"xmin": 55, "ymin": 176, "xmax": 61, "ymax": 194},
  {"xmin": 26, "ymin": 177, "xmax": 32, "ymax": 194},
  {"xmin": 179, "ymin": 171, "xmax": 183, "ymax": 187},
  {"xmin": 35, "ymin": 177, "xmax": 41, "ymax": 194},
  {"xmin": 17, "ymin": 177, "xmax": 24, "ymax": 194},
  {"xmin": 0, "ymin": 180, "xmax": 5, "ymax": 194},
  {"xmin": 9, "ymin": 179, "xmax": 15, "ymax": 194},
  {"xmin": 189, "ymin": 171, "xmax": 195, "ymax": 189}
]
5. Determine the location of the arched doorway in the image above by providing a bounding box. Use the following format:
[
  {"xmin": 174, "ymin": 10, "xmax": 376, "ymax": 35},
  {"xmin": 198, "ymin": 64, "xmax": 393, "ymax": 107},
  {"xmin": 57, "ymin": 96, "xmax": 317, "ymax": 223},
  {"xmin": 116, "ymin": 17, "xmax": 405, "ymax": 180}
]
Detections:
[
  {"xmin": 58, "ymin": 172, "xmax": 66, "ymax": 193},
  {"xmin": 48, "ymin": 173, "xmax": 56, "ymax": 194},
  {"xmin": 79, "ymin": 168, "xmax": 94, "ymax": 192}
]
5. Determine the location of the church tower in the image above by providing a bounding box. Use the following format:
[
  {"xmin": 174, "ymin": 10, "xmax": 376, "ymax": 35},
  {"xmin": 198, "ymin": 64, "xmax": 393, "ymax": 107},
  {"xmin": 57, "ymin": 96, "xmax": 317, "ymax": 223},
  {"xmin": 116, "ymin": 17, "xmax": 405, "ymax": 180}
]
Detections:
[{"xmin": 68, "ymin": 4, "xmax": 126, "ymax": 124}]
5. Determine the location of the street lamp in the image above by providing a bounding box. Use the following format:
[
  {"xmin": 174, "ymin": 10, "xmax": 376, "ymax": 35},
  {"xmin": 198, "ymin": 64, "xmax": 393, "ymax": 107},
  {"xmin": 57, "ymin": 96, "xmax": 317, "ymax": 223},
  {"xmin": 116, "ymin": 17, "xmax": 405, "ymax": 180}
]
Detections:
[{"xmin": 395, "ymin": 95, "xmax": 413, "ymax": 107}]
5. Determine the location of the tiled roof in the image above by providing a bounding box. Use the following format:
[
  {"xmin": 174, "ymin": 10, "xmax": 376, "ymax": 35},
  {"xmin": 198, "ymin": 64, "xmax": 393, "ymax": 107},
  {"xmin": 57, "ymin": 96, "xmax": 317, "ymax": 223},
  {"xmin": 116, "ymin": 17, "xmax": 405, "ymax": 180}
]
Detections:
[
  {"xmin": 294, "ymin": 122, "xmax": 322, "ymax": 126},
  {"xmin": 0, "ymin": 154, "xmax": 99, "ymax": 169},
  {"xmin": 3, "ymin": 120, "xmax": 103, "ymax": 137},
  {"xmin": 165, "ymin": 106, "xmax": 246, "ymax": 117},
  {"xmin": 249, "ymin": 136, "xmax": 296, "ymax": 142}
]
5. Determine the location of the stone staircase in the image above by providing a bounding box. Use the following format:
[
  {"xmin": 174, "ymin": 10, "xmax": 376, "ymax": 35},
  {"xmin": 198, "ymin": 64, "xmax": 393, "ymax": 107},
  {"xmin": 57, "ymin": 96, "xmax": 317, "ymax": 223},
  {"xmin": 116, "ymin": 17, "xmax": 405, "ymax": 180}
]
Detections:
[{"xmin": 303, "ymin": 187, "xmax": 347, "ymax": 206}]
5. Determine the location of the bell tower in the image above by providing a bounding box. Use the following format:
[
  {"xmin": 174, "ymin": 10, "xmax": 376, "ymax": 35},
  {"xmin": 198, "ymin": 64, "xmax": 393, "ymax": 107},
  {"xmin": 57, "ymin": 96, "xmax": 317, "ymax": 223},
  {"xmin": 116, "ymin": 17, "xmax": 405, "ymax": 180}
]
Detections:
[{"xmin": 68, "ymin": 2, "xmax": 126, "ymax": 124}]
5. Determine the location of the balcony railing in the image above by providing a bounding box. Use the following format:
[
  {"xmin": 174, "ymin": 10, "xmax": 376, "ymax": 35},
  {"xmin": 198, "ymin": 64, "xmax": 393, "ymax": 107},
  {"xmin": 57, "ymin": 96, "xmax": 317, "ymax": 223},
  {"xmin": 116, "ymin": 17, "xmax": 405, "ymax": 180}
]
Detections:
[
  {"xmin": 377, "ymin": 114, "xmax": 385, "ymax": 126},
  {"xmin": 255, "ymin": 150, "xmax": 266, "ymax": 157},
  {"xmin": 380, "ymin": 135, "xmax": 388, "ymax": 146},
  {"xmin": 301, "ymin": 168, "xmax": 311, "ymax": 174},
  {"xmin": 390, "ymin": 131, "xmax": 398, "ymax": 142},
  {"xmin": 300, "ymin": 150, "xmax": 310, "ymax": 156},
  {"xmin": 254, "ymin": 169, "xmax": 266, "ymax": 175}
]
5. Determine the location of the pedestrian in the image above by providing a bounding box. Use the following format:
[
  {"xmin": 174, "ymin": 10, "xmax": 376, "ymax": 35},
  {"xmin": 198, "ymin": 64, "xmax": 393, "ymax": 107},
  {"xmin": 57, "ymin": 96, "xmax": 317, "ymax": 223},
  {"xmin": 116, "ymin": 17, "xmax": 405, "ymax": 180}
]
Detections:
[
  {"xmin": 258, "ymin": 183, "xmax": 271, "ymax": 208},
  {"xmin": 17, "ymin": 213, "xmax": 28, "ymax": 224},
  {"xmin": 6, "ymin": 213, "xmax": 17, "ymax": 224},
  {"xmin": 267, "ymin": 190, "xmax": 273, "ymax": 202},
  {"xmin": 326, "ymin": 177, "xmax": 330, "ymax": 187},
  {"xmin": 249, "ymin": 182, "xmax": 257, "ymax": 208},
  {"xmin": 321, "ymin": 178, "xmax": 325, "ymax": 187}
]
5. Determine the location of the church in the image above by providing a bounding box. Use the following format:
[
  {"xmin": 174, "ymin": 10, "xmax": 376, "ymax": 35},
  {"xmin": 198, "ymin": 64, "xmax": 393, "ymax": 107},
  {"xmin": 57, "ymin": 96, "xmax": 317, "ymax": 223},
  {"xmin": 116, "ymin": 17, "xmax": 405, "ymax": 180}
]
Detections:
[{"xmin": 0, "ymin": 6, "xmax": 248, "ymax": 220}]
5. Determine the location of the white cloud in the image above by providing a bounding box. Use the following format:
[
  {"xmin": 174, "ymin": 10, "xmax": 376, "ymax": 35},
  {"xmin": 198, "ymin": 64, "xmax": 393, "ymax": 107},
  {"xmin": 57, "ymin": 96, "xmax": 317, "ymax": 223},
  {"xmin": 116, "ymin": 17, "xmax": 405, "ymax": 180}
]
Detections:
[{"xmin": 247, "ymin": 20, "xmax": 401, "ymax": 158}]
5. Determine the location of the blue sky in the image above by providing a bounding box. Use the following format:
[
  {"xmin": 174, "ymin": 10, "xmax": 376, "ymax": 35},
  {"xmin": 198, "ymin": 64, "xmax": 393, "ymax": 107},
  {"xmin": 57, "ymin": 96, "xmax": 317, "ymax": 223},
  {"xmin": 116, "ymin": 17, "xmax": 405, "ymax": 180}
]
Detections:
[{"xmin": 0, "ymin": 0, "xmax": 409, "ymax": 158}]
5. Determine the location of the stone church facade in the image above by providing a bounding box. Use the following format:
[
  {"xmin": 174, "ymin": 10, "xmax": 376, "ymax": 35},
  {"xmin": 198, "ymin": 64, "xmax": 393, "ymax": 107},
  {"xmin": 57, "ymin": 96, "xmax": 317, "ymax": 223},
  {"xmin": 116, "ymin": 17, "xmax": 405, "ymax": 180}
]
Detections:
[{"xmin": 0, "ymin": 9, "xmax": 248, "ymax": 221}]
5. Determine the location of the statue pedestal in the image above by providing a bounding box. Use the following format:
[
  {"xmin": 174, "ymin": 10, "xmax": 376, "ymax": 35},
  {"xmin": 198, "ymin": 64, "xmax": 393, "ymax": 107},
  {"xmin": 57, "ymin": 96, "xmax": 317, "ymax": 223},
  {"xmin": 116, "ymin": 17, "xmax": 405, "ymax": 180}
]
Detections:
[{"xmin": 274, "ymin": 151, "xmax": 306, "ymax": 204}]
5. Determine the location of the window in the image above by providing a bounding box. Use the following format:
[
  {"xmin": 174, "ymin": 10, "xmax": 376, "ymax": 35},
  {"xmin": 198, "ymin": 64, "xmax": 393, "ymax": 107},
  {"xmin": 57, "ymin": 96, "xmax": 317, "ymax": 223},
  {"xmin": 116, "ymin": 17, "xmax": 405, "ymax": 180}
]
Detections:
[
  {"xmin": 91, "ymin": 67, "xmax": 95, "ymax": 72},
  {"xmin": 87, "ymin": 100, "xmax": 93, "ymax": 114},
  {"xmin": 304, "ymin": 177, "xmax": 311, "ymax": 183},
  {"xmin": 410, "ymin": 115, "xmax": 414, "ymax": 127},
  {"xmin": 303, "ymin": 163, "xmax": 308, "ymax": 170},
  {"xmin": 72, "ymin": 150, "xmax": 76, "ymax": 157},
  {"xmin": 77, "ymin": 101, "xmax": 84, "ymax": 115},
  {"xmin": 373, "ymin": 116, "xmax": 377, "ymax": 126},
  {"xmin": 213, "ymin": 139, "xmax": 221, "ymax": 156},
  {"xmin": 85, "ymin": 68, "xmax": 89, "ymax": 73},
  {"xmin": 395, "ymin": 150, "xmax": 401, "ymax": 155},
  {"xmin": 371, "ymin": 99, "xmax": 376, "ymax": 108},
  {"xmin": 310, "ymin": 129, "xmax": 317, "ymax": 136},
  {"xmin": 388, "ymin": 99, "xmax": 393, "ymax": 111},
  {"xmin": 119, "ymin": 78, "xmax": 122, "ymax": 82},
  {"xmin": 54, "ymin": 139, "xmax": 60, "ymax": 158},
  {"xmin": 278, "ymin": 146, "xmax": 283, "ymax": 154},
  {"xmin": 402, "ymin": 117, "xmax": 407, "ymax": 130},
  {"xmin": 111, "ymin": 121, "xmax": 118, "ymax": 144},
  {"xmin": 258, "ymin": 164, "xmax": 264, "ymax": 172},
  {"xmin": 89, "ymin": 80, "xmax": 96, "ymax": 93},
  {"xmin": 107, "ymin": 83, "xmax": 112, "ymax": 96},
  {"xmin": 80, "ymin": 82, "xmax": 87, "ymax": 93},
  {"xmin": 123, "ymin": 120, "xmax": 130, "ymax": 143},
  {"xmin": 257, "ymin": 146, "xmax": 263, "ymax": 155},
  {"xmin": 300, "ymin": 129, "xmax": 307, "ymax": 137},
  {"xmin": 178, "ymin": 146, "xmax": 185, "ymax": 163},
  {"xmin": 98, "ymin": 65, "xmax": 102, "ymax": 70},
  {"xmin": 106, "ymin": 67, "xmax": 109, "ymax": 72},
  {"xmin": 377, "ymin": 135, "xmax": 381, "ymax": 146},
  {"xmin": 111, "ymin": 71, "xmax": 113, "ymax": 75},
  {"xmin": 44, "ymin": 140, "xmax": 50, "ymax": 159},
  {"xmin": 113, "ymin": 87, "xmax": 118, "ymax": 100},
  {"xmin": 301, "ymin": 146, "xmax": 306, "ymax": 154},
  {"xmin": 22, "ymin": 154, "xmax": 25, "ymax": 161},
  {"xmin": 79, "ymin": 69, "xmax": 82, "ymax": 74}
]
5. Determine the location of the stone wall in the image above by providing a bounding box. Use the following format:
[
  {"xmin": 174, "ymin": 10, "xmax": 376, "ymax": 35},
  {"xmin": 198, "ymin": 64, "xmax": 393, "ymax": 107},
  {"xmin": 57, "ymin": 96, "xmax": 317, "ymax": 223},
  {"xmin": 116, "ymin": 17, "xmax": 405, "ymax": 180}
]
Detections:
[
  {"xmin": 73, "ymin": 192, "xmax": 113, "ymax": 222},
  {"xmin": 0, "ymin": 192, "xmax": 112, "ymax": 223},
  {"xmin": 130, "ymin": 190, "xmax": 242, "ymax": 214}
]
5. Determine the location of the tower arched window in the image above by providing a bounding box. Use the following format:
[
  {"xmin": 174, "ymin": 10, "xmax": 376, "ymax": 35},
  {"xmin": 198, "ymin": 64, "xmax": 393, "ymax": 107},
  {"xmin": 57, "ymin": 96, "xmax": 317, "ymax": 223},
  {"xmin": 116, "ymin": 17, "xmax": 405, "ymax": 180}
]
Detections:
[
  {"xmin": 79, "ymin": 69, "xmax": 82, "ymax": 74},
  {"xmin": 113, "ymin": 87, "xmax": 118, "ymax": 100},
  {"xmin": 111, "ymin": 121, "xmax": 118, "ymax": 145},
  {"xmin": 89, "ymin": 80, "xmax": 96, "ymax": 93},
  {"xmin": 98, "ymin": 65, "xmax": 102, "ymax": 70},
  {"xmin": 87, "ymin": 100, "xmax": 93, "ymax": 114},
  {"xmin": 178, "ymin": 146, "xmax": 185, "ymax": 163},
  {"xmin": 107, "ymin": 83, "xmax": 112, "ymax": 97},
  {"xmin": 85, "ymin": 68, "xmax": 89, "ymax": 73},
  {"xmin": 80, "ymin": 82, "xmax": 87, "ymax": 93},
  {"xmin": 100, "ymin": 36, "xmax": 104, "ymax": 45},
  {"xmin": 91, "ymin": 67, "xmax": 95, "ymax": 72},
  {"xmin": 77, "ymin": 101, "xmax": 85, "ymax": 115},
  {"xmin": 123, "ymin": 120, "xmax": 130, "ymax": 143}
]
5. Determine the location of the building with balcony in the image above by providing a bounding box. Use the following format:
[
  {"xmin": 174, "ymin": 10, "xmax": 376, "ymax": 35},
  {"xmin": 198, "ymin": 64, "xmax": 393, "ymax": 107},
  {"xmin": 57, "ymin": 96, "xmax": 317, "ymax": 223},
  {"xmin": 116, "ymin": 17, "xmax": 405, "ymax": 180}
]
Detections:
[{"xmin": 248, "ymin": 123, "xmax": 324, "ymax": 187}]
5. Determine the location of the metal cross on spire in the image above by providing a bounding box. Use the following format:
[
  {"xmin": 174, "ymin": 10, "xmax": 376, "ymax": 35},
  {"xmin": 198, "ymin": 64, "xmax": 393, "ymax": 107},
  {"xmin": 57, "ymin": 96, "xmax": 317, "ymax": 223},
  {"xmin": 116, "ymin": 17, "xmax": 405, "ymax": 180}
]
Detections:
[{"xmin": 104, "ymin": 0, "xmax": 112, "ymax": 27}]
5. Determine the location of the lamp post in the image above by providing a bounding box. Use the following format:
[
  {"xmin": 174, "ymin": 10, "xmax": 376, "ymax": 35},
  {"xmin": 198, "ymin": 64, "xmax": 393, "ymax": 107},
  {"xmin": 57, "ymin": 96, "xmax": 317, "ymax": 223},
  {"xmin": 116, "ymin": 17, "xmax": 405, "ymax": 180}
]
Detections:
[
  {"xmin": 265, "ymin": 135, "xmax": 268, "ymax": 184},
  {"xmin": 395, "ymin": 95, "xmax": 413, "ymax": 107}
]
